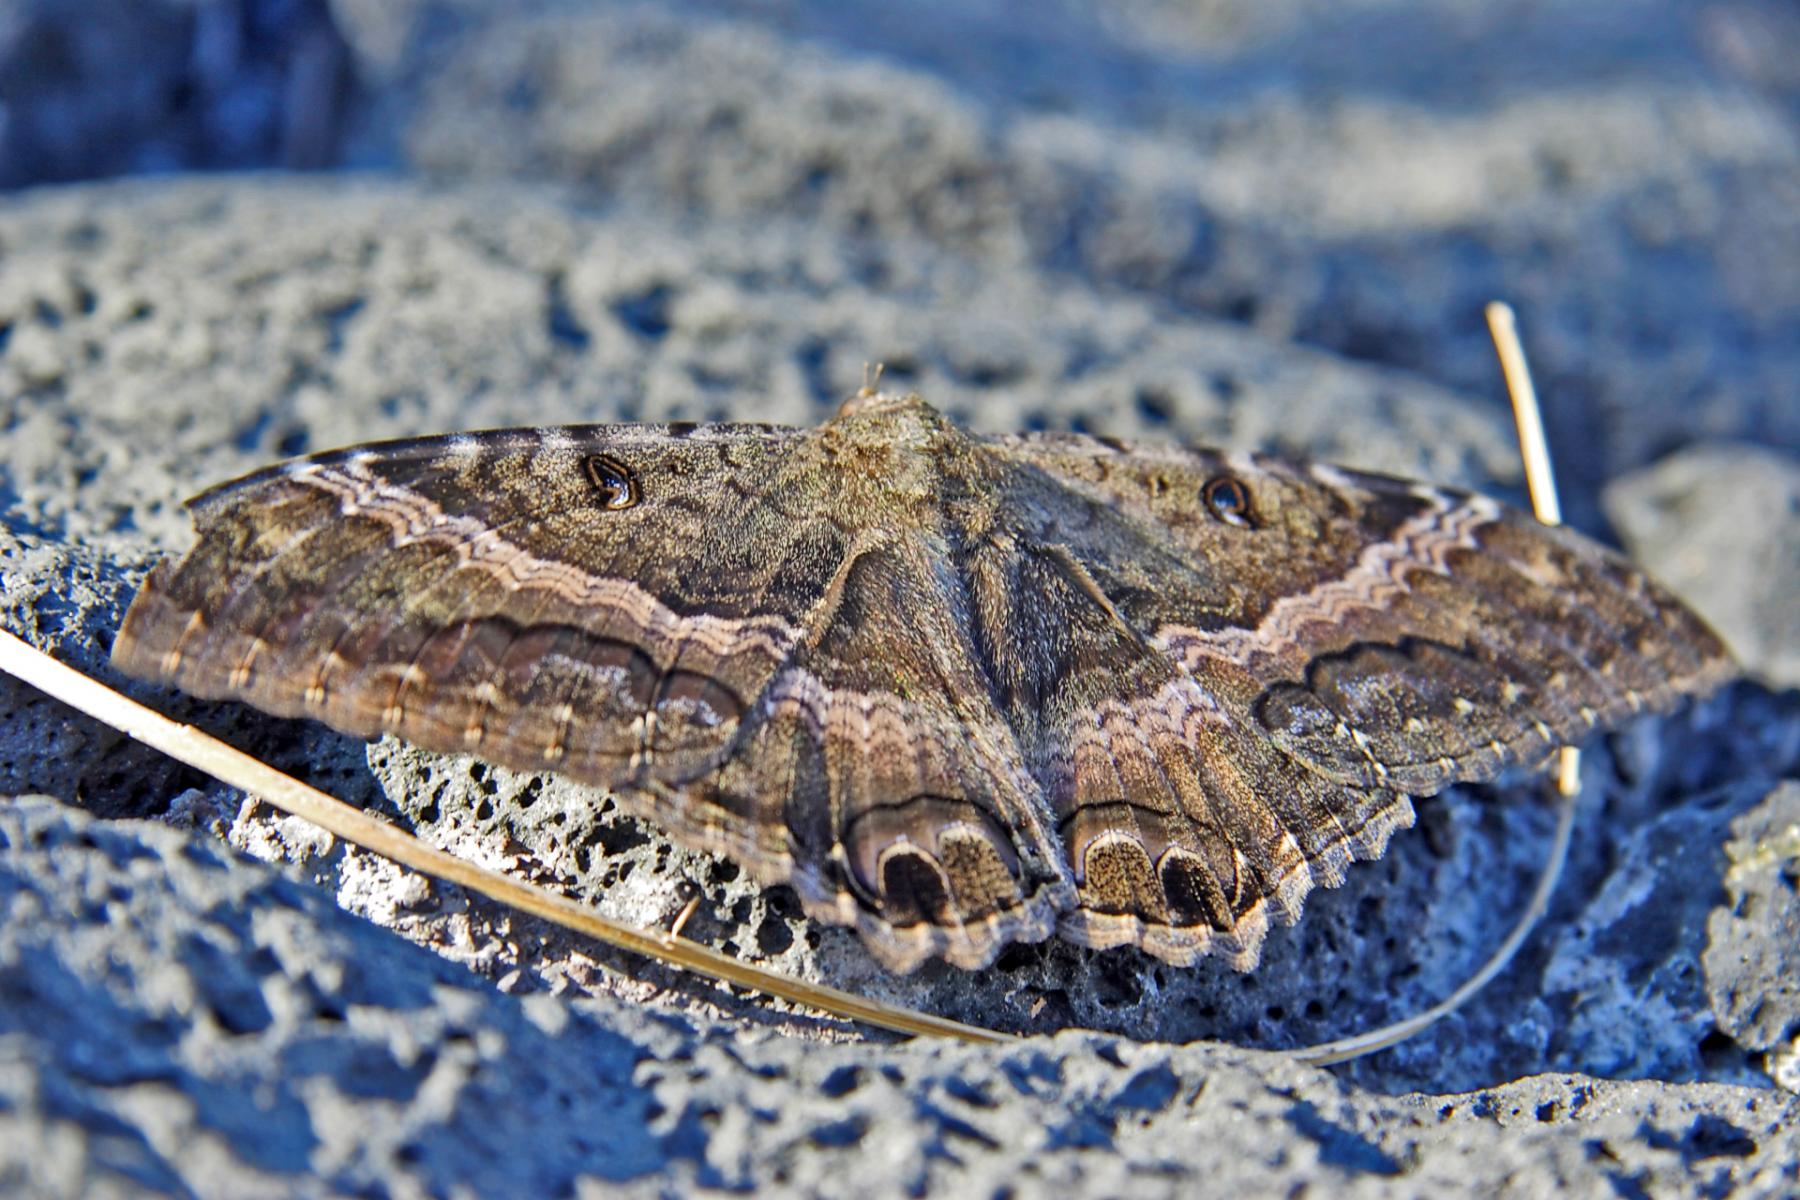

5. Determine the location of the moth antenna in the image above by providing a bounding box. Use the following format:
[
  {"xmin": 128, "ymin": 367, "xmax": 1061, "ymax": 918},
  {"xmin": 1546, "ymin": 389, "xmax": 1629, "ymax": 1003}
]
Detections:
[
  {"xmin": 859, "ymin": 361, "xmax": 886, "ymax": 397},
  {"xmin": 1288, "ymin": 301, "xmax": 1581, "ymax": 1067},
  {"xmin": 0, "ymin": 629, "xmax": 1005, "ymax": 1044}
]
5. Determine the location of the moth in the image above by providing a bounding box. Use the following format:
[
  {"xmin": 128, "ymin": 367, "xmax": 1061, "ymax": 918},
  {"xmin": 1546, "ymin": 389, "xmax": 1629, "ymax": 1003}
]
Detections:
[{"xmin": 113, "ymin": 391, "xmax": 1733, "ymax": 973}]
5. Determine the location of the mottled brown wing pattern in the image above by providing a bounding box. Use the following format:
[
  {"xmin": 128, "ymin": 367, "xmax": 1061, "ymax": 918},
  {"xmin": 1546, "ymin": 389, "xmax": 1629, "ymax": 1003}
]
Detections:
[
  {"xmin": 114, "ymin": 425, "xmax": 822, "ymax": 858},
  {"xmin": 701, "ymin": 541, "xmax": 1075, "ymax": 969},
  {"xmin": 111, "ymin": 415, "xmax": 1075, "ymax": 970},
  {"xmin": 983, "ymin": 431, "xmax": 1733, "ymax": 963},
  {"xmin": 114, "ymin": 393, "xmax": 1734, "ymax": 973}
]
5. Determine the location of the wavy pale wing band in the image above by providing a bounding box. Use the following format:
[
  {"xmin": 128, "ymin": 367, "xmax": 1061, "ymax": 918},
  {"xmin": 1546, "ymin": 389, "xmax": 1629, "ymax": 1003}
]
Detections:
[{"xmin": 112, "ymin": 394, "xmax": 1734, "ymax": 972}]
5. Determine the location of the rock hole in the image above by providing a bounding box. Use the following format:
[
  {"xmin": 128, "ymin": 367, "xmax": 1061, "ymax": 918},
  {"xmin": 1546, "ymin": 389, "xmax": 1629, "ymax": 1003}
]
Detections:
[
  {"xmin": 808, "ymin": 1115, "xmax": 868, "ymax": 1148},
  {"xmin": 754, "ymin": 914, "xmax": 793, "ymax": 956},
  {"xmin": 320, "ymin": 297, "xmax": 365, "ymax": 354},
  {"xmin": 1134, "ymin": 387, "xmax": 1173, "ymax": 424},
  {"xmin": 994, "ymin": 943, "xmax": 1037, "ymax": 972},
  {"xmin": 614, "ymin": 284, "xmax": 673, "ymax": 340},
  {"xmin": 819, "ymin": 1065, "xmax": 862, "ymax": 1098},
  {"xmin": 546, "ymin": 275, "xmax": 591, "ymax": 352}
]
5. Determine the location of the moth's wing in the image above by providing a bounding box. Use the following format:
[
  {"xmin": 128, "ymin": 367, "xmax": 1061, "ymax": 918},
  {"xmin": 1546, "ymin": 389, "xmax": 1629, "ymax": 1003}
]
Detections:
[
  {"xmin": 114, "ymin": 423, "xmax": 1074, "ymax": 971},
  {"xmin": 979, "ymin": 432, "xmax": 1734, "ymax": 967},
  {"xmin": 693, "ymin": 539, "xmax": 1076, "ymax": 971},
  {"xmin": 113, "ymin": 423, "xmax": 848, "ymax": 878}
]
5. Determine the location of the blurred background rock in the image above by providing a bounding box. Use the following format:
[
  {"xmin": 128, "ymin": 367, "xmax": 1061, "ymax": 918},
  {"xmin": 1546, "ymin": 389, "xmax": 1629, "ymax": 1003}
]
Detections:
[{"xmin": 9, "ymin": 2, "xmax": 1800, "ymax": 473}]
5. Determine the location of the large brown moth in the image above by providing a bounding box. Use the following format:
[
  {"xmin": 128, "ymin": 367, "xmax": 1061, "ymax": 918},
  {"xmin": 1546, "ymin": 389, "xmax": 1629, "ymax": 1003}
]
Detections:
[{"xmin": 112, "ymin": 391, "xmax": 1733, "ymax": 972}]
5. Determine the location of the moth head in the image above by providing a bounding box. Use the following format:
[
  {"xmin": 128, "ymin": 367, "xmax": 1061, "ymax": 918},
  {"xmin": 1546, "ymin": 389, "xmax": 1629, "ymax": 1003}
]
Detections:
[
  {"xmin": 819, "ymin": 391, "xmax": 963, "ymax": 510},
  {"xmin": 829, "ymin": 390, "xmax": 956, "ymax": 444}
]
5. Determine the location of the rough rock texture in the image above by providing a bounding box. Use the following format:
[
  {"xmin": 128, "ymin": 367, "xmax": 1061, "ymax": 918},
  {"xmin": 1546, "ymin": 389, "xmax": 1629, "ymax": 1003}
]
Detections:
[
  {"xmin": 1607, "ymin": 443, "xmax": 1800, "ymax": 689},
  {"xmin": 4, "ymin": 795, "xmax": 1799, "ymax": 1199},
  {"xmin": 2, "ymin": 0, "xmax": 1798, "ymax": 1194},
  {"xmin": 1705, "ymin": 782, "xmax": 1800, "ymax": 1092}
]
